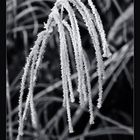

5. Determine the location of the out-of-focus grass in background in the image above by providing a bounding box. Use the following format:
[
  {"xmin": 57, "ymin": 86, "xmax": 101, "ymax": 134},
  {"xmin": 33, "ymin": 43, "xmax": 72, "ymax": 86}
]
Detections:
[{"xmin": 6, "ymin": 0, "xmax": 134, "ymax": 140}]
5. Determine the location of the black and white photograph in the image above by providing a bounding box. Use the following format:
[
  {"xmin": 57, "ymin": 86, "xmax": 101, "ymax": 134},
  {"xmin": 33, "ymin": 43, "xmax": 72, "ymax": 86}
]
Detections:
[{"xmin": 6, "ymin": 0, "xmax": 134, "ymax": 140}]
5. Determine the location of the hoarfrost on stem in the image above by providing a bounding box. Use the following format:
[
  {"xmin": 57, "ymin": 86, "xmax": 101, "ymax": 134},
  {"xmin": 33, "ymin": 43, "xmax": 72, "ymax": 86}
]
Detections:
[{"xmin": 17, "ymin": 0, "xmax": 111, "ymax": 139}]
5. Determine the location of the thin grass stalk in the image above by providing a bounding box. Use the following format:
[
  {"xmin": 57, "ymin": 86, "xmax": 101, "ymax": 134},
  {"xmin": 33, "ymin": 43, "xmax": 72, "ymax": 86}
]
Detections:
[
  {"xmin": 6, "ymin": 68, "xmax": 13, "ymax": 140},
  {"xmin": 82, "ymin": 53, "xmax": 95, "ymax": 124},
  {"xmin": 88, "ymin": 0, "xmax": 111, "ymax": 58},
  {"xmin": 60, "ymin": 1, "xmax": 83, "ymax": 105},
  {"xmin": 62, "ymin": 19, "xmax": 88, "ymax": 105},
  {"xmin": 52, "ymin": 8, "xmax": 74, "ymax": 132},
  {"xmin": 21, "ymin": 18, "xmax": 55, "ymax": 132},
  {"xmin": 69, "ymin": 0, "xmax": 104, "ymax": 108},
  {"xmin": 60, "ymin": 1, "xmax": 87, "ymax": 106},
  {"xmin": 17, "ymin": 31, "xmax": 49, "ymax": 139},
  {"xmin": 17, "ymin": 50, "xmax": 38, "ymax": 140}
]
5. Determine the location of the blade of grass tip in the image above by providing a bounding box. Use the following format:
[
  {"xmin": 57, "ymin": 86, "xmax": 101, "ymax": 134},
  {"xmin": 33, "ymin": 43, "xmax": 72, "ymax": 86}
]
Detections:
[
  {"xmin": 60, "ymin": 104, "xmax": 84, "ymax": 139},
  {"xmin": 61, "ymin": 21, "xmax": 75, "ymax": 103},
  {"xmin": 81, "ymin": 51, "xmax": 94, "ymax": 123}
]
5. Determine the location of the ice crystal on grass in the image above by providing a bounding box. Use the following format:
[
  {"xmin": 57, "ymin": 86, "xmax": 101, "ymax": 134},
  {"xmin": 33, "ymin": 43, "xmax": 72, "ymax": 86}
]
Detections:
[{"xmin": 17, "ymin": 0, "xmax": 111, "ymax": 139}]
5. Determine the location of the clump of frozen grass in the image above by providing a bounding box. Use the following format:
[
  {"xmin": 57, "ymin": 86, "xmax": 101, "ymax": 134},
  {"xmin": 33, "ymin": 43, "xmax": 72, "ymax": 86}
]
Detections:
[{"xmin": 17, "ymin": 0, "xmax": 111, "ymax": 139}]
